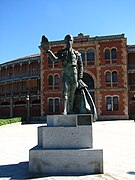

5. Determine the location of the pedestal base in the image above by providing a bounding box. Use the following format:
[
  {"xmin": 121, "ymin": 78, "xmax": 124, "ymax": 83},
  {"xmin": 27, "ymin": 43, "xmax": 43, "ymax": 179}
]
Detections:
[
  {"xmin": 29, "ymin": 115, "xmax": 103, "ymax": 175},
  {"xmin": 29, "ymin": 146, "xmax": 103, "ymax": 175}
]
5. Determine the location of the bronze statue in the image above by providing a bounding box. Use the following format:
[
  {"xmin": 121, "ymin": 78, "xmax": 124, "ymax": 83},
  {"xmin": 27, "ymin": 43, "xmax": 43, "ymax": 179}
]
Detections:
[{"xmin": 41, "ymin": 34, "xmax": 97, "ymax": 120}]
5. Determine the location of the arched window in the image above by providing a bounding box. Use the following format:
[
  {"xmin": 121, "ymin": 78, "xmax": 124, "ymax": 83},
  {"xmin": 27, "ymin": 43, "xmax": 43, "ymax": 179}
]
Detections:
[
  {"xmin": 48, "ymin": 98, "xmax": 60, "ymax": 113},
  {"xmin": 79, "ymin": 50, "xmax": 85, "ymax": 62},
  {"xmin": 83, "ymin": 72, "xmax": 95, "ymax": 100},
  {"xmin": 106, "ymin": 96, "xmax": 119, "ymax": 111},
  {"xmin": 113, "ymin": 96, "xmax": 119, "ymax": 111},
  {"xmin": 111, "ymin": 48, "xmax": 117, "ymax": 60},
  {"xmin": 48, "ymin": 98, "xmax": 53, "ymax": 113},
  {"xmin": 48, "ymin": 75, "xmax": 53, "ymax": 86},
  {"xmin": 105, "ymin": 49, "xmax": 110, "ymax": 60},
  {"xmin": 83, "ymin": 73, "xmax": 94, "ymax": 90},
  {"xmin": 55, "ymin": 98, "xmax": 60, "ymax": 112},
  {"xmin": 106, "ymin": 96, "xmax": 112, "ymax": 111},
  {"xmin": 87, "ymin": 49, "xmax": 95, "ymax": 61},
  {"xmin": 105, "ymin": 72, "xmax": 111, "ymax": 82},
  {"xmin": 112, "ymin": 71, "xmax": 118, "ymax": 82},
  {"xmin": 54, "ymin": 74, "xmax": 59, "ymax": 86}
]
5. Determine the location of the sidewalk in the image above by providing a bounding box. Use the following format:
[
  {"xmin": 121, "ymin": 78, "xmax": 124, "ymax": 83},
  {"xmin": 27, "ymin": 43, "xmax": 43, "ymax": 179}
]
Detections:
[{"xmin": 0, "ymin": 120, "xmax": 135, "ymax": 179}]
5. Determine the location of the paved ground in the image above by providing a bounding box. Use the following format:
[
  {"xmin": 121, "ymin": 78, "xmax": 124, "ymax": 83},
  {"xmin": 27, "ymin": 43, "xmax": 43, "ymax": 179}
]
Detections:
[{"xmin": 0, "ymin": 120, "xmax": 135, "ymax": 180}]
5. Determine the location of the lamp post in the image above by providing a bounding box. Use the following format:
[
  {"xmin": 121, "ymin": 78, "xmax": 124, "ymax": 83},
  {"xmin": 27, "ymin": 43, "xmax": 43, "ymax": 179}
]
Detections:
[{"xmin": 26, "ymin": 94, "xmax": 30, "ymax": 123}]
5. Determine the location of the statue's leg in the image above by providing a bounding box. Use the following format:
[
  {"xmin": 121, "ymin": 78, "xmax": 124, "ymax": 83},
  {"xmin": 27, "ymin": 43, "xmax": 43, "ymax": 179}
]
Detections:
[
  {"xmin": 69, "ymin": 84, "xmax": 76, "ymax": 113},
  {"xmin": 62, "ymin": 75, "xmax": 68, "ymax": 115},
  {"xmin": 69, "ymin": 68, "xmax": 78, "ymax": 113}
]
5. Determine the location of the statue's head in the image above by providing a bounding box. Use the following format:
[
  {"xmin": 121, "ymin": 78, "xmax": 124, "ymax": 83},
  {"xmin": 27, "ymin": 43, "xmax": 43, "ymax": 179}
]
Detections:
[{"xmin": 64, "ymin": 34, "xmax": 73, "ymax": 48}]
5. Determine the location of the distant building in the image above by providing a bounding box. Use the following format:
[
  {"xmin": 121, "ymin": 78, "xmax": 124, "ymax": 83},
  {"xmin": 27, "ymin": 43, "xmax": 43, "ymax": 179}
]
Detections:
[
  {"xmin": 0, "ymin": 55, "xmax": 41, "ymax": 118},
  {"xmin": 0, "ymin": 33, "xmax": 134, "ymax": 120},
  {"xmin": 127, "ymin": 45, "xmax": 135, "ymax": 119}
]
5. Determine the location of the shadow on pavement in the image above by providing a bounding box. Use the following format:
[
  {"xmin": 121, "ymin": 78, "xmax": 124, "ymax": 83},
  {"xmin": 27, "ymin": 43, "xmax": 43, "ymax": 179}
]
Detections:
[
  {"xmin": 127, "ymin": 171, "xmax": 135, "ymax": 175},
  {"xmin": 0, "ymin": 162, "xmax": 29, "ymax": 179},
  {"xmin": 0, "ymin": 162, "xmax": 49, "ymax": 179},
  {"xmin": 0, "ymin": 162, "xmax": 104, "ymax": 179}
]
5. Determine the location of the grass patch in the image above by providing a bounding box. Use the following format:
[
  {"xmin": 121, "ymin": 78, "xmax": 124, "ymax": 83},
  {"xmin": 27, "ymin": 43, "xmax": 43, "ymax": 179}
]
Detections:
[{"xmin": 0, "ymin": 117, "xmax": 22, "ymax": 126}]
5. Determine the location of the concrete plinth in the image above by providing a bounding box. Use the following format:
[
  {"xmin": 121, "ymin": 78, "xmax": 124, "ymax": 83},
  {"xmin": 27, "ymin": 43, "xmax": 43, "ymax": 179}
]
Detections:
[
  {"xmin": 47, "ymin": 114, "xmax": 93, "ymax": 127},
  {"xmin": 29, "ymin": 114, "xmax": 103, "ymax": 175},
  {"xmin": 38, "ymin": 126, "xmax": 93, "ymax": 149},
  {"xmin": 29, "ymin": 146, "xmax": 103, "ymax": 175}
]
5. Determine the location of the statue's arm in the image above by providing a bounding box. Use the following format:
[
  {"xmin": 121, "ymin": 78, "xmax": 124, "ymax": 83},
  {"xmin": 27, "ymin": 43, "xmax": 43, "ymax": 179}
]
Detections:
[
  {"xmin": 46, "ymin": 50, "xmax": 58, "ymax": 62},
  {"xmin": 77, "ymin": 54, "xmax": 83, "ymax": 80},
  {"xmin": 41, "ymin": 35, "xmax": 58, "ymax": 62}
]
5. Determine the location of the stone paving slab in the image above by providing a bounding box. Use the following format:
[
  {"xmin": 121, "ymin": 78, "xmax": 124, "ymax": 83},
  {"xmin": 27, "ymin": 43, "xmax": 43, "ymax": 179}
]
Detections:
[{"xmin": 0, "ymin": 120, "xmax": 135, "ymax": 179}]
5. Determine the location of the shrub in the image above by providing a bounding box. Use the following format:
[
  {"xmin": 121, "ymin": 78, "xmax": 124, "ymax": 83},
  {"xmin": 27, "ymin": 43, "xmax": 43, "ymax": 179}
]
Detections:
[{"xmin": 0, "ymin": 117, "xmax": 22, "ymax": 126}]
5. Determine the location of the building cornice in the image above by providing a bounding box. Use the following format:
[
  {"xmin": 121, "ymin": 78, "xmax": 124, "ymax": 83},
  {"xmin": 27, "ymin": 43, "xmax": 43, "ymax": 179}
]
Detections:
[
  {"xmin": 49, "ymin": 33, "xmax": 126, "ymax": 47},
  {"xmin": 0, "ymin": 54, "xmax": 40, "ymax": 67}
]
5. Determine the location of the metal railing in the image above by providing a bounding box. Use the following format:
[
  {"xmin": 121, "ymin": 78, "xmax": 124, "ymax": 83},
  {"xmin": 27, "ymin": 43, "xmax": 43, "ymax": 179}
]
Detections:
[{"xmin": 0, "ymin": 72, "xmax": 40, "ymax": 82}]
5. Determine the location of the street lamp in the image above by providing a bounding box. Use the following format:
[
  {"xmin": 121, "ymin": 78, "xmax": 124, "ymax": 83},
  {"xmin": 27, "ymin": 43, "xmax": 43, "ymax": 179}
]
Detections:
[{"xmin": 26, "ymin": 94, "xmax": 30, "ymax": 123}]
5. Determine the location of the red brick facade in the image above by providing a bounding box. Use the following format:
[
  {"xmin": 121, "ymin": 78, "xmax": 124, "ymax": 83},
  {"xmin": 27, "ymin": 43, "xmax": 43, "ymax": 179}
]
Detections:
[{"xmin": 39, "ymin": 34, "xmax": 129, "ymax": 120}]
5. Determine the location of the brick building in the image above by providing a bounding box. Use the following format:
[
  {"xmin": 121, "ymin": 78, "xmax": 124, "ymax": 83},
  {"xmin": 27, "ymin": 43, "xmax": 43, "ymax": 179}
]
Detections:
[
  {"xmin": 40, "ymin": 33, "xmax": 128, "ymax": 120},
  {"xmin": 128, "ymin": 45, "xmax": 135, "ymax": 119},
  {"xmin": 0, "ymin": 33, "xmax": 134, "ymax": 120},
  {"xmin": 0, "ymin": 55, "xmax": 41, "ymax": 118}
]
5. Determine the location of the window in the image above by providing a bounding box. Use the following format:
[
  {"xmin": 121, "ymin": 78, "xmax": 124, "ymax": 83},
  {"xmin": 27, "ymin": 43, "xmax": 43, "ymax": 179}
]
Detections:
[
  {"xmin": 106, "ymin": 96, "xmax": 119, "ymax": 111},
  {"xmin": 54, "ymin": 74, "xmax": 59, "ymax": 86},
  {"xmin": 87, "ymin": 49, "xmax": 95, "ymax": 61},
  {"xmin": 112, "ymin": 71, "xmax": 118, "ymax": 82},
  {"xmin": 113, "ymin": 96, "xmax": 118, "ymax": 111},
  {"xmin": 48, "ymin": 99, "xmax": 53, "ymax": 113},
  {"xmin": 79, "ymin": 50, "xmax": 85, "ymax": 62},
  {"xmin": 106, "ymin": 97, "xmax": 112, "ymax": 111},
  {"xmin": 105, "ymin": 71, "xmax": 111, "ymax": 82},
  {"xmin": 111, "ymin": 48, "xmax": 117, "ymax": 60},
  {"xmin": 48, "ymin": 74, "xmax": 60, "ymax": 89},
  {"xmin": 55, "ymin": 98, "xmax": 59, "ymax": 112},
  {"xmin": 105, "ymin": 71, "xmax": 118, "ymax": 86},
  {"xmin": 105, "ymin": 48, "xmax": 117, "ymax": 62},
  {"xmin": 48, "ymin": 98, "xmax": 60, "ymax": 113},
  {"xmin": 48, "ymin": 75, "xmax": 53, "ymax": 86},
  {"xmin": 105, "ymin": 49, "xmax": 110, "ymax": 60}
]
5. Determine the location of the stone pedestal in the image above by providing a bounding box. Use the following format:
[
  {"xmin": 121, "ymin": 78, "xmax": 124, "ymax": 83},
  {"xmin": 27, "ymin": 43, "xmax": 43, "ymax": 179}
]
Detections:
[{"xmin": 29, "ymin": 114, "xmax": 103, "ymax": 175}]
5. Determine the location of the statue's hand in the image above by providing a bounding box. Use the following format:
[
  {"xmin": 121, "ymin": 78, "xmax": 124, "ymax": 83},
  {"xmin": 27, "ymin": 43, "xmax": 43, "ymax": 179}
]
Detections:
[
  {"xmin": 41, "ymin": 35, "xmax": 50, "ymax": 51},
  {"xmin": 77, "ymin": 79, "xmax": 82, "ymax": 88},
  {"xmin": 45, "ymin": 45, "xmax": 50, "ymax": 52},
  {"xmin": 46, "ymin": 49, "xmax": 51, "ymax": 53},
  {"xmin": 77, "ymin": 79, "xmax": 88, "ymax": 88}
]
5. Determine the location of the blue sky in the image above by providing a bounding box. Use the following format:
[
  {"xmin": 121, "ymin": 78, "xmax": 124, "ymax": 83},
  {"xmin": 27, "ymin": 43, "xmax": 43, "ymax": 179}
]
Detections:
[{"xmin": 0, "ymin": 0, "xmax": 135, "ymax": 63}]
